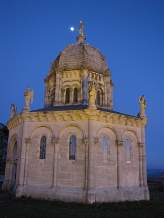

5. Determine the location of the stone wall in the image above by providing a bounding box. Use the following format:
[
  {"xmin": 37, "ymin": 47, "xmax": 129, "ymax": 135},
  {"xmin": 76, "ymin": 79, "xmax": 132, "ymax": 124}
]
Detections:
[{"xmin": 3, "ymin": 117, "xmax": 149, "ymax": 202}]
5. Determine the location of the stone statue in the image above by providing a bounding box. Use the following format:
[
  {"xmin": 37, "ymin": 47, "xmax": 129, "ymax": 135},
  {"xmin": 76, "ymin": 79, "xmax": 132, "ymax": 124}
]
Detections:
[
  {"xmin": 10, "ymin": 104, "xmax": 17, "ymax": 119},
  {"xmin": 24, "ymin": 88, "xmax": 34, "ymax": 112},
  {"xmin": 89, "ymin": 83, "xmax": 96, "ymax": 108},
  {"xmin": 139, "ymin": 95, "xmax": 146, "ymax": 118}
]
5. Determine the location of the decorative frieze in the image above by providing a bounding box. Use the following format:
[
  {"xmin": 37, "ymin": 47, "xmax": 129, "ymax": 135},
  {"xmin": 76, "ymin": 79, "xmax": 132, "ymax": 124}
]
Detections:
[{"xmin": 7, "ymin": 108, "xmax": 147, "ymax": 130}]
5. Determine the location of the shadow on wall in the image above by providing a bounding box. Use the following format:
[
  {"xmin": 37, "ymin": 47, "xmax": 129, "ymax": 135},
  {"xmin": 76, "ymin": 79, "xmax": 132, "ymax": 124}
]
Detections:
[{"xmin": 0, "ymin": 123, "xmax": 9, "ymax": 190}]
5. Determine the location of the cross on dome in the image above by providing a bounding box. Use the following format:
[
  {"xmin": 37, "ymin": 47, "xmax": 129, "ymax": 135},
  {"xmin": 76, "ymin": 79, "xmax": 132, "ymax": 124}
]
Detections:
[{"xmin": 77, "ymin": 20, "xmax": 86, "ymax": 43}]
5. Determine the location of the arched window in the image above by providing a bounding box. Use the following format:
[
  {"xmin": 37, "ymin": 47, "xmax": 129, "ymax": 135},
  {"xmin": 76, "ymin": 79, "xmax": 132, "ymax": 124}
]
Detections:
[
  {"xmin": 73, "ymin": 88, "xmax": 78, "ymax": 103},
  {"xmin": 69, "ymin": 135, "xmax": 76, "ymax": 160},
  {"xmin": 99, "ymin": 135, "xmax": 110, "ymax": 160},
  {"xmin": 65, "ymin": 88, "xmax": 70, "ymax": 104},
  {"xmin": 124, "ymin": 138, "xmax": 132, "ymax": 163},
  {"xmin": 40, "ymin": 136, "xmax": 46, "ymax": 159},
  {"xmin": 97, "ymin": 91, "xmax": 101, "ymax": 105}
]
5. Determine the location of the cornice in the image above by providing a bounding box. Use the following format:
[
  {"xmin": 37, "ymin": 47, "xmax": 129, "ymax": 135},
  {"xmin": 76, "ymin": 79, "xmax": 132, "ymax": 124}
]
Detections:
[{"xmin": 7, "ymin": 109, "xmax": 147, "ymax": 130}]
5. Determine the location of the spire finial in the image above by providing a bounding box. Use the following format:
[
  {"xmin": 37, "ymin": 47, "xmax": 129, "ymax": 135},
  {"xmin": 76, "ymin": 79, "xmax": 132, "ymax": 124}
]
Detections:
[
  {"xmin": 79, "ymin": 20, "xmax": 84, "ymax": 36},
  {"xmin": 77, "ymin": 20, "xmax": 86, "ymax": 43}
]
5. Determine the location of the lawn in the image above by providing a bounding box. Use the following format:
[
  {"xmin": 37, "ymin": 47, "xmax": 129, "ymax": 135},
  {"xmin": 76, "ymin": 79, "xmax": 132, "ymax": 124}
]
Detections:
[{"xmin": 0, "ymin": 192, "xmax": 164, "ymax": 218}]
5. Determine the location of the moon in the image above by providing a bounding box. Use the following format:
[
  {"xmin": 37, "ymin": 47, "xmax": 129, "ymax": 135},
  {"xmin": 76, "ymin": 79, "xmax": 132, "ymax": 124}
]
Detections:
[{"xmin": 70, "ymin": 26, "xmax": 75, "ymax": 32}]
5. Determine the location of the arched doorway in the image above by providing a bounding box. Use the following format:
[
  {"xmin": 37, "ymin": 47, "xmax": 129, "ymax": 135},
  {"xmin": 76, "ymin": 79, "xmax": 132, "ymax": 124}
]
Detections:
[{"xmin": 11, "ymin": 142, "xmax": 17, "ymax": 192}]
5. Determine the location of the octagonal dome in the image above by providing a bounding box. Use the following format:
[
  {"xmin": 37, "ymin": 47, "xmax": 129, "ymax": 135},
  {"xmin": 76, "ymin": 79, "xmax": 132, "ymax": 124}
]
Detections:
[{"xmin": 51, "ymin": 43, "xmax": 109, "ymax": 74}]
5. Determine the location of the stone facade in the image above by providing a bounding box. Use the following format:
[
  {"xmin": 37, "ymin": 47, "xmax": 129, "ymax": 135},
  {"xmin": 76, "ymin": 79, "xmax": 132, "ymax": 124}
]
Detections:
[{"xmin": 3, "ymin": 21, "xmax": 149, "ymax": 203}]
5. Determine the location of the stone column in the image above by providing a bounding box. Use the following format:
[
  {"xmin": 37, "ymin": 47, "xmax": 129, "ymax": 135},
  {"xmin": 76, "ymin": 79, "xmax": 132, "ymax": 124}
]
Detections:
[
  {"xmin": 140, "ymin": 127, "xmax": 148, "ymax": 187},
  {"xmin": 51, "ymin": 136, "xmax": 59, "ymax": 189},
  {"xmin": 141, "ymin": 127, "xmax": 149, "ymax": 199},
  {"xmin": 116, "ymin": 140, "xmax": 123, "ymax": 189},
  {"xmin": 55, "ymin": 72, "xmax": 60, "ymax": 105},
  {"xmin": 138, "ymin": 142, "xmax": 144, "ymax": 186},
  {"xmin": 87, "ymin": 119, "xmax": 97, "ymax": 203},
  {"xmin": 22, "ymin": 138, "xmax": 31, "ymax": 186},
  {"xmin": 103, "ymin": 76, "xmax": 108, "ymax": 107},
  {"xmin": 109, "ymin": 80, "xmax": 113, "ymax": 110},
  {"xmin": 83, "ymin": 136, "xmax": 89, "ymax": 202},
  {"xmin": 63, "ymin": 89, "xmax": 66, "ymax": 104},
  {"xmin": 61, "ymin": 88, "xmax": 64, "ymax": 104},
  {"xmin": 44, "ymin": 83, "xmax": 49, "ymax": 106},
  {"xmin": 141, "ymin": 145, "xmax": 147, "ymax": 187},
  {"xmin": 70, "ymin": 88, "xmax": 74, "ymax": 104},
  {"xmin": 79, "ymin": 79, "xmax": 83, "ymax": 103}
]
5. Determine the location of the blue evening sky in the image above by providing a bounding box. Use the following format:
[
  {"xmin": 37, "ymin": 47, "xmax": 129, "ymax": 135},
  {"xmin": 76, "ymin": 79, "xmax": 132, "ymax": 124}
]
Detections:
[{"xmin": 0, "ymin": 0, "xmax": 163, "ymax": 169}]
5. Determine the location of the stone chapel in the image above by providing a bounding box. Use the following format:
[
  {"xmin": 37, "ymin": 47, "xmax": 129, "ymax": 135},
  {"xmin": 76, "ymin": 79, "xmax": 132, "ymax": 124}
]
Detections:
[{"xmin": 3, "ymin": 21, "xmax": 149, "ymax": 203}]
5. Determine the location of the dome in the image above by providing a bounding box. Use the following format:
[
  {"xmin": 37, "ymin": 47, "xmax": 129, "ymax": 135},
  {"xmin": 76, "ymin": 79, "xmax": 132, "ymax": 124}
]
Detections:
[
  {"xmin": 51, "ymin": 43, "xmax": 108, "ymax": 74},
  {"xmin": 49, "ymin": 21, "xmax": 109, "ymax": 75}
]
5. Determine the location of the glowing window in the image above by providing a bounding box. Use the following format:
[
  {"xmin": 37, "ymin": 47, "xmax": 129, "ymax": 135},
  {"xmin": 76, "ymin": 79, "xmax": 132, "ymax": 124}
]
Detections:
[
  {"xmin": 69, "ymin": 135, "xmax": 76, "ymax": 160},
  {"xmin": 40, "ymin": 136, "xmax": 46, "ymax": 159}
]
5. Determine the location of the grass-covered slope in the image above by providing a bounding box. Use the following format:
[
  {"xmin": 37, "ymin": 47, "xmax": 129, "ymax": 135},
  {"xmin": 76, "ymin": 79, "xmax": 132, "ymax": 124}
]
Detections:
[{"xmin": 0, "ymin": 192, "xmax": 164, "ymax": 218}]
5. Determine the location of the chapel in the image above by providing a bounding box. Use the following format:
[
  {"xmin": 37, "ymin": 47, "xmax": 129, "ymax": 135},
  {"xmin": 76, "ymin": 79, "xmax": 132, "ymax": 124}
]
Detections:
[{"xmin": 3, "ymin": 21, "xmax": 149, "ymax": 203}]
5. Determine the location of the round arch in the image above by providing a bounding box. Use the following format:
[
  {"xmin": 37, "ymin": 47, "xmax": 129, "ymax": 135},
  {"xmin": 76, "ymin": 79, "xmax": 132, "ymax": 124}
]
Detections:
[
  {"xmin": 31, "ymin": 125, "xmax": 53, "ymax": 138},
  {"xmin": 96, "ymin": 126, "xmax": 117, "ymax": 141},
  {"xmin": 59, "ymin": 123, "xmax": 84, "ymax": 139},
  {"xmin": 122, "ymin": 130, "xmax": 138, "ymax": 144}
]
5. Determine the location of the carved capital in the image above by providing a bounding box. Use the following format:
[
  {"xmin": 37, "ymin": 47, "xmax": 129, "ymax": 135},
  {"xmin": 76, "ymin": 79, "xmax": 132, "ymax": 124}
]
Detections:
[
  {"xmin": 116, "ymin": 140, "xmax": 124, "ymax": 146},
  {"xmin": 24, "ymin": 137, "xmax": 31, "ymax": 144},
  {"xmin": 94, "ymin": 137, "xmax": 99, "ymax": 144},
  {"xmin": 82, "ymin": 136, "xmax": 88, "ymax": 145},
  {"xmin": 138, "ymin": 142, "xmax": 144, "ymax": 147},
  {"xmin": 6, "ymin": 159, "xmax": 12, "ymax": 163},
  {"xmin": 7, "ymin": 159, "xmax": 17, "ymax": 164},
  {"xmin": 51, "ymin": 136, "xmax": 59, "ymax": 144}
]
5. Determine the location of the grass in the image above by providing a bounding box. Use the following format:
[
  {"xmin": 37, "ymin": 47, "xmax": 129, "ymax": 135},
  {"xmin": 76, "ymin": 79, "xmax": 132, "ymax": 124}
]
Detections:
[{"xmin": 0, "ymin": 192, "xmax": 164, "ymax": 218}]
